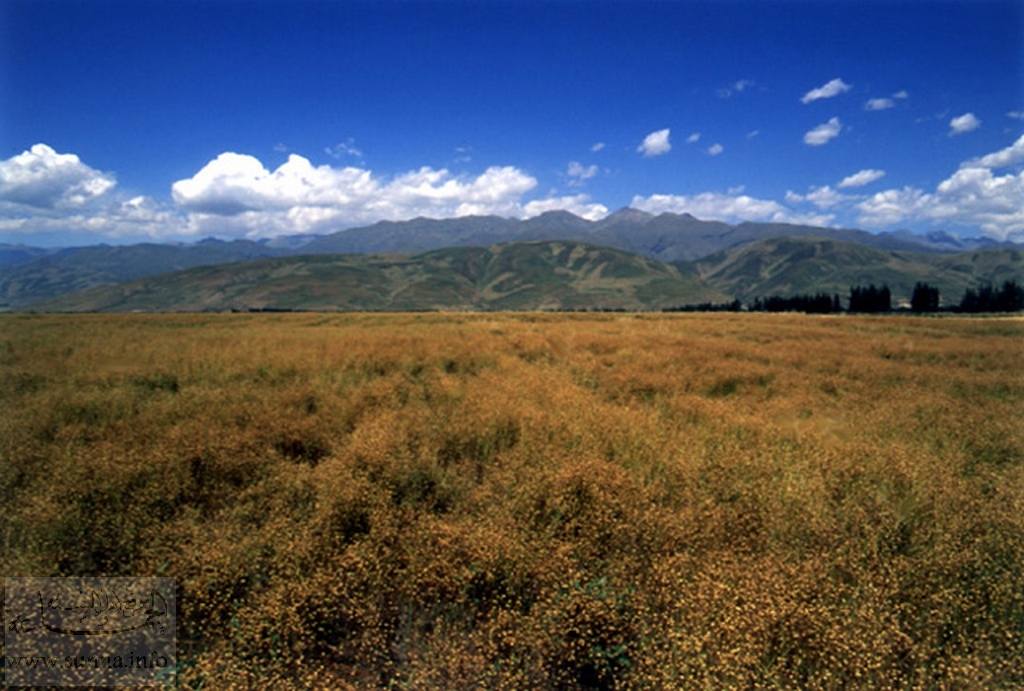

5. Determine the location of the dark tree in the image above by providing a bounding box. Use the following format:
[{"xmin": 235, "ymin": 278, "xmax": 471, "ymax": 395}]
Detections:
[
  {"xmin": 849, "ymin": 284, "xmax": 891, "ymax": 313},
  {"xmin": 959, "ymin": 280, "xmax": 1024, "ymax": 313},
  {"xmin": 747, "ymin": 292, "xmax": 841, "ymax": 314},
  {"xmin": 662, "ymin": 299, "xmax": 741, "ymax": 312},
  {"xmin": 910, "ymin": 282, "xmax": 940, "ymax": 313}
]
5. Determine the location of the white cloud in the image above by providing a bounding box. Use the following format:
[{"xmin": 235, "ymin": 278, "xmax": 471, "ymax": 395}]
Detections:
[
  {"xmin": 779, "ymin": 135, "xmax": 1024, "ymax": 240},
  {"xmin": 930, "ymin": 166, "xmax": 1024, "ymax": 239},
  {"xmin": 856, "ymin": 135, "xmax": 1024, "ymax": 240},
  {"xmin": 686, "ymin": 132, "xmax": 701, "ymax": 144},
  {"xmin": 801, "ymin": 78, "xmax": 851, "ymax": 104},
  {"xmin": 171, "ymin": 153, "xmax": 542, "ymax": 223},
  {"xmin": 170, "ymin": 151, "xmax": 616, "ymax": 238},
  {"xmin": 838, "ymin": 169, "xmax": 886, "ymax": 188},
  {"xmin": 856, "ymin": 187, "xmax": 932, "ymax": 227},
  {"xmin": 631, "ymin": 191, "xmax": 834, "ymax": 227},
  {"xmin": 707, "ymin": 143, "xmax": 724, "ymax": 156},
  {"xmin": 0, "ymin": 144, "xmax": 188, "ymax": 241},
  {"xmin": 0, "ymin": 144, "xmax": 116, "ymax": 210},
  {"xmin": 786, "ymin": 186, "xmax": 851, "ymax": 209},
  {"xmin": 566, "ymin": 161, "xmax": 599, "ymax": 186},
  {"xmin": 865, "ymin": 98, "xmax": 894, "ymax": 111},
  {"xmin": 949, "ymin": 112, "xmax": 981, "ymax": 135},
  {"xmin": 965, "ymin": 134, "xmax": 1024, "ymax": 169},
  {"xmin": 866, "ymin": 90, "xmax": 909, "ymax": 111},
  {"xmin": 10, "ymin": 134, "xmax": 1024, "ymax": 245},
  {"xmin": 0, "ymin": 146, "xmax": 610, "ymax": 241},
  {"xmin": 0, "ymin": 199, "xmax": 184, "ymax": 244},
  {"xmin": 638, "ymin": 128, "xmax": 672, "ymax": 157},
  {"xmin": 590, "ymin": 142, "xmax": 606, "ymax": 152},
  {"xmin": 804, "ymin": 117, "xmax": 842, "ymax": 146},
  {"xmin": 325, "ymin": 139, "xmax": 363, "ymax": 160},
  {"xmin": 1008, "ymin": 111, "xmax": 1024, "ymax": 120}
]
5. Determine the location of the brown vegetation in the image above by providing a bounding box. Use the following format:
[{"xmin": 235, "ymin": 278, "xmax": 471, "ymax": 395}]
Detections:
[{"xmin": 2, "ymin": 312, "xmax": 1023, "ymax": 689}]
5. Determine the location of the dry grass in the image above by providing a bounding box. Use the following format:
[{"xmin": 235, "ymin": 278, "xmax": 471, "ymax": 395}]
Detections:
[{"xmin": 2, "ymin": 312, "xmax": 1023, "ymax": 689}]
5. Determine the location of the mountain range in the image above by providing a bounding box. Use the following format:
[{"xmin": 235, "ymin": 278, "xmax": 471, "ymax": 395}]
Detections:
[
  {"xmin": 2, "ymin": 209, "xmax": 1021, "ymax": 312},
  {"xmin": 32, "ymin": 241, "xmax": 728, "ymax": 313}
]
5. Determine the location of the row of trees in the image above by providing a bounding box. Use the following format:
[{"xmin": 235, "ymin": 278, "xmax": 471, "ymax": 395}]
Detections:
[
  {"xmin": 958, "ymin": 281, "xmax": 1024, "ymax": 313},
  {"xmin": 735, "ymin": 280, "xmax": 1023, "ymax": 314},
  {"xmin": 745, "ymin": 286, "xmax": 889, "ymax": 314},
  {"xmin": 748, "ymin": 293, "xmax": 841, "ymax": 314},
  {"xmin": 663, "ymin": 300, "xmax": 742, "ymax": 313},
  {"xmin": 906, "ymin": 280, "xmax": 1024, "ymax": 313}
]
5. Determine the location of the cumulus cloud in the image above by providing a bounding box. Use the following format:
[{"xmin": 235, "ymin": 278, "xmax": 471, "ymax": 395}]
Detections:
[
  {"xmin": 927, "ymin": 169, "xmax": 1024, "ymax": 239},
  {"xmin": 707, "ymin": 143, "xmax": 724, "ymax": 156},
  {"xmin": 0, "ymin": 197, "xmax": 186, "ymax": 241},
  {"xmin": 866, "ymin": 91, "xmax": 908, "ymax": 111},
  {"xmin": 801, "ymin": 78, "xmax": 851, "ymax": 104},
  {"xmin": 838, "ymin": 169, "xmax": 886, "ymax": 188},
  {"xmin": 965, "ymin": 133, "xmax": 1024, "ymax": 169},
  {"xmin": 171, "ymin": 152, "xmax": 540, "ymax": 231},
  {"xmin": 168, "ymin": 151, "xmax": 615, "ymax": 238},
  {"xmin": 566, "ymin": 161, "xmax": 599, "ymax": 186},
  {"xmin": 0, "ymin": 145, "xmax": 613, "ymax": 241},
  {"xmin": 804, "ymin": 117, "xmax": 842, "ymax": 146},
  {"xmin": 856, "ymin": 187, "xmax": 932, "ymax": 226},
  {"xmin": 785, "ymin": 186, "xmax": 850, "ymax": 209},
  {"xmin": 638, "ymin": 129, "xmax": 671, "ymax": 157},
  {"xmin": 780, "ymin": 135, "xmax": 1023, "ymax": 240},
  {"xmin": 856, "ymin": 134, "xmax": 1024, "ymax": 240},
  {"xmin": 0, "ymin": 144, "xmax": 116, "ymax": 210},
  {"xmin": 1008, "ymin": 111, "xmax": 1024, "ymax": 120},
  {"xmin": 631, "ymin": 191, "xmax": 833, "ymax": 227},
  {"xmin": 590, "ymin": 142, "xmax": 606, "ymax": 152},
  {"xmin": 0, "ymin": 143, "xmax": 191, "ymax": 241},
  {"xmin": 949, "ymin": 112, "xmax": 981, "ymax": 135},
  {"xmin": 686, "ymin": 133, "xmax": 701, "ymax": 144}
]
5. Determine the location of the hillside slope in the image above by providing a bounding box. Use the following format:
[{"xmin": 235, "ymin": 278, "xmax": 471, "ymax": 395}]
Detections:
[
  {"xmin": 6, "ymin": 210, "xmax": 1018, "ymax": 308},
  {"xmin": 690, "ymin": 237, "xmax": 1024, "ymax": 304},
  {"xmin": 0, "ymin": 239, "xmax": 290, "ymax": 308},
  {"xmin": 34, "ymin": 241, "xmax": 729, "ymax": 312}
]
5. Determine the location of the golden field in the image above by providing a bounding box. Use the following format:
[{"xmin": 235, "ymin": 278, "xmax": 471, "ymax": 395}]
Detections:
[{"xmin": 2, "ymin": 312, "xmax": 1023, "ymax": 689}]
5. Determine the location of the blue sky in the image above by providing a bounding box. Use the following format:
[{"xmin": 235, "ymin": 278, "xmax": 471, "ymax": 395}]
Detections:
[{"xmin": 1, "ymin": 0, "xmax": 1022, "ymax": 247}]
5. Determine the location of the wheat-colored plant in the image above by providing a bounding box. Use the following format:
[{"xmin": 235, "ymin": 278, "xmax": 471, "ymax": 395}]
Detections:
[{"xmin": 2, "ymin": 312, "xmax": 1022, "ymax": 688}]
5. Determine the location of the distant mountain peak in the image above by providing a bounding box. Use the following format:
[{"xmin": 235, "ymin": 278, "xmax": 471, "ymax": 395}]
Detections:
[
  {"xmin": 605, "ymin": 207, "xmax": 653, "ymax": 222},
  {"xmin": 534, "ymin": 209, "xmax": 581, "ymax": 219}
]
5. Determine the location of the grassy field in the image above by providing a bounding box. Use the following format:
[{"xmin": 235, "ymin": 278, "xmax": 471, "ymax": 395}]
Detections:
[{"xmin": 2, "ymin": 312, "xmax": 1023, "ymax": 689}]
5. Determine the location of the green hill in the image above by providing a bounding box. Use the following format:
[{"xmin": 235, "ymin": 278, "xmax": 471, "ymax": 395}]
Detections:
[
  {"xmin": 6, "ymin": 210, "xmax": 1018, "ymax": 309},
  {"xmin": 0, "ymin": 239, "xmax": 289, "ymax": 309},
  {"xmin": 689, "ymin": 237, "xmax": 1024, "ymax": 305},
  {"xmin": 33, "ymin": 241, "xmax": 729, "ymax": 313}
]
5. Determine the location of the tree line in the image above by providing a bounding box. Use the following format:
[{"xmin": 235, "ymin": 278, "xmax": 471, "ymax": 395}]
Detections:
[{"xmin": 664, "ymin": 280, "xmax": 1024, "ymax": 314}]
